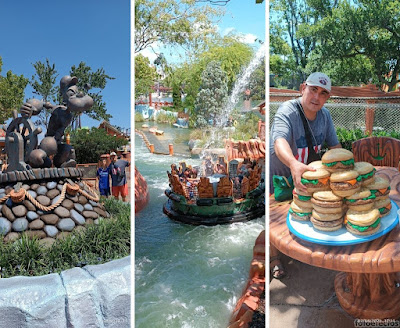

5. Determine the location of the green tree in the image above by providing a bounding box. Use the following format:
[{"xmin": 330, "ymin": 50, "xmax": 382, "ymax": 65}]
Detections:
[
  {"xmin": 166, "ymin": 36, "xmax": 254, "ymax": 120},
  {"xmin": 311, "ymin": 0, "xmax": 400, "ymax": 90},
  {"xmin": 30, "ymin": 58, "xmax": 59, "ymax": 128},
  {"xmin": 135, "ymin": 54, "xmax": 157, "ymax": 99},
  {"xmin": 70, "ymin": 127, "xmax": 128, "ymax": 164},
  {"xmin": 70, "ymin": 62, "xmax": 115, "ymax": 127},
  {"xmin": 135, "ymin": 0, "xmax": 222, "ymax": 54},
  {"xmin": 270, "ymin": 0, "xmax": 339, "ymax": 85},
  {"xmin": 248, "ymin": 57, "xmax": 265, "ymax": 101},
  {"xmin": 0, "ymin": 58, "xmax": 29, "ymax": 123},
  {"xmin": 195, "ymin": 60, "xmax": 228, "ymax": 127}
]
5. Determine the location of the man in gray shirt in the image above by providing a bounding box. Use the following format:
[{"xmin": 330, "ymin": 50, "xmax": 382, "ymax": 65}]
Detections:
[
  {"xmin": 269, "ymin": 72, "xmax": 341, "ymax": 279},
  {"xmin": 109, "ymin": 151, "xmax": 130, "ymax": 202},
  {"xmin": 270, "ymin": 72, "xmax": 341, "ymax": 193}
]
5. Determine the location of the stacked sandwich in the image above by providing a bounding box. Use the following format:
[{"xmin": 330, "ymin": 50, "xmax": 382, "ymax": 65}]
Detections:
[{"xmin": 292, "ymin": 148, "xmax": 392, "ymax": 236}]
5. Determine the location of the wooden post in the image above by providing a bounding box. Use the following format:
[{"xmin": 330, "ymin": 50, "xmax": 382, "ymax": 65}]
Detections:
[
  {"xmin": 149, "ymin": 144, "xmax": 154, "ymax": 153},
  {"xmin": 169, "ymin": 144, "xmax": 174, "ymax": 156},
  {"xmin": 365, "ymin": 100, "xmax": 375, "ymax": 136}
]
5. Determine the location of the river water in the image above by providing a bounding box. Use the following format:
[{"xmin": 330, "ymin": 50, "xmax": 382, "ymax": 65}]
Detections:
[{"xmin": 134, "ymin": 124, "xmax": 265, "ymax": 327}]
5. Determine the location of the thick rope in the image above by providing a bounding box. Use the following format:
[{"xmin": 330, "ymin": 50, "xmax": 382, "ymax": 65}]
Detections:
[
  {"xmin": 25, "ymin": 183, "xmax": 68, "ymax": 212},
  {"xmin": 0, "ymin": 180, "xmax": 100, "ymax": 210},
  {"xmin": 79, "ymin": 181, "xmax": 100, "ymax": 202}
]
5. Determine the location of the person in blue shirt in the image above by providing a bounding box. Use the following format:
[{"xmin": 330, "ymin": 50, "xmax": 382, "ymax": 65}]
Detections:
[{"xmin": 96, "ymin": 157, "xmax": 111, "ymax": 197}]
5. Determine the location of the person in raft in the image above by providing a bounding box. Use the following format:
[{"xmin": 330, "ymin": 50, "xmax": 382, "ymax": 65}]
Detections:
[{"xmin": 269, "ymin": 72, "xmax": 342, "ymax": 279}]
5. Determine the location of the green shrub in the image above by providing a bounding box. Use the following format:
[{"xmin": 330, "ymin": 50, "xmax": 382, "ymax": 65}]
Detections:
[
  {"xmin": 135, "ymin": 112, "xmax": 145, "ymax": 122},
  {"xmin": 0, "ymin": 198, "xmax": 130, "ymax": 278},
  {"xmin": 336, "ymin": 127, "xmax": 400, "ymax": 151}
]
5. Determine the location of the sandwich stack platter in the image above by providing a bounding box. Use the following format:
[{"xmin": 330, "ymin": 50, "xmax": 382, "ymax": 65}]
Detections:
[{"xmin": 287, "ymin": 200, "xmax": 399, "ymax": 246}]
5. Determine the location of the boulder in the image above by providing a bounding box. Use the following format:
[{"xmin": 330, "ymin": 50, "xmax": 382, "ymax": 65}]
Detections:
[
  {"xmin": 12, "ymin": 205, "xmax": 27, "ymax": 218},
  {"xmin": 0, "ymin": 217, "xmax": 11, "ymax": 235},
  {"xmin": 54, "ymin": 206, "xmax": 70, "ymax": 218},
  {"xmin": 57, "ymin": 218, "xmax": 76, "ymax": 231},
  {"xmin": 12, "ymin": 218, "xmax": 28, "ymax": 232},
  {"xmin": 44, "ymin": 225, "xmax": 59, "ymax": 238},
  {"xmin": 41, "ymin": 214, "xmax": 60, "ymax": 225}
]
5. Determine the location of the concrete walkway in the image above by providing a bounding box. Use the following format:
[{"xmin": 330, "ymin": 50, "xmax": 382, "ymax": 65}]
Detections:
[{"xmin": 269, "ymin": 253, "xmax": 356, "ymax": 328}]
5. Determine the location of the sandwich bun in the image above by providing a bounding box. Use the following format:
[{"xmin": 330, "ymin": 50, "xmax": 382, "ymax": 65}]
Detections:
[
  {"xmin": 368, "ymin": 176, "xmax": 390, "ymax": 200},
  {"xmin": 374, "ymin": 197, "xmax": 392, "ymax": 218},
  {"xmin": 311, "ymin": 191, "xmax": 343, "ymax": 213},
  {"xmin": 330, "ymin": 170, "xmax": 361, "ymax": 197},
  {"xmin": 321, "ymin": 148, "xmax": 354, "ymax": 172},
  {"xmin": 289, "ymin": 202, "xmax": 312, "ymax": 221},
  {"xmin": 292, "ymin": 188, "xmax": 313, "ymax": 209},
  {"xmin": 345, "ymin": 208, "xmax": 381, "ymax": 236},
  {"xmin": 354, "ymin": 162, "xmax": 375, "ymax": 186},
  {"xmin": 345, "ymin": 188, "xmax": 374, "ymax": 211},
  {"xmin": 301, "ymin": 169, "xmax": 331, "ymax": 193}
]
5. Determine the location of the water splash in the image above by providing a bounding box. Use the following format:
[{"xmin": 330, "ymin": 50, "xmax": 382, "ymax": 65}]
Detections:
[{"xmin": 201, "ymin": 45, "xmax": 265, "ymax": 158}]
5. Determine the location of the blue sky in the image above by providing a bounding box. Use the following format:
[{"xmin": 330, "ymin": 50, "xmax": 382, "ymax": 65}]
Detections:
[
  {"xmin": 0, "ymin": 0, "xmax": 130, "ymax": 131},
  {"xmin": 138, "ymin": 0, "xmax": 266, "ymax": 65}
]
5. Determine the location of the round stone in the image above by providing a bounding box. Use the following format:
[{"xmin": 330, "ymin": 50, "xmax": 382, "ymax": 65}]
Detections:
[
  {"xmin": 12, "ymin": 205, "xmax": 27, "ymax": 218},
  {"xmin": 4, "ymin": 232, "xmax": 20, "ymax": 242},
  {"xmin": 21, "ymin": 184, "xmax": 30, "ymax": 191},
  {"xmin": 83, "ymin": 211, "xmax": 98, "ymax": 219},
  {"xmin": 36, "ymin": 186, "xmax": 48, "ymax": 195},
  {"xmin": 89, "ymin": 200, "xmax": 99, "ymax": 207},
  {"xmin": 39, "ymin": 237, "xmax": 56, "ymax": 247},
  {"xmin": 51, "ymin": 195, "xmax": 61, "ymax": 205},
  {"xmin": 57, "ymin": 218, "xmax": 75, "ymax": 231},
  {"xmin": 0, "ymin": 217, "xmax": 11, "ymax": 235},
  {"xmin": 85, "ymin": 218, "xmax": 94, "ymax": 225},
  {"xmin": 46, "ymin": 181, "xmax": 57, "ymax": 189},
  {"xmin": 26, "ymin": 211, "xmax": 39, "ymax": 222},
  {"xmin": 78, "ymin": 196, "xmax": 88, "ymax": 205},
  {"xmin": 70, "ymin": 209, "xmax": 86, "ymax": 225},
  {"xmin": 37, "ymin": 195, "xmax": 51, "ymax": 206},
  {"xmin": 27, "ymin": 190, "xmax": 37, "ymax": 199},
  {"xmin": 61, "ymin": 199, "xmax": 74, "ymax": 210},
  {"xmin": 57, "ymin": 184, "xmax": 64, "ymax": 192},
  {"xmin": 57, "ymin": 231, "xmax": 70, "ymax": 240},
  {"xmin": 54, "ymin": 206, "xmax": 70, "ymax": 218},
  {"xmin": 12, "ymin": 218, "xmax": 28, "ymax": 232},
  {"xmin": 74, "ymin": 203, "xmax": 84, "ymax": 213},
  {"xmin": 2, "ymin": 205, "xmax": 15, "ymax": 222},
  {"xmin": 41, "ymin": 214, "xmax": 59, "ymax": 225},
  {"xmin": 25, "ymin": 230, "xmax": 46, "ymax": 239},
  {"xmin": 29, "ymin": 219, "xmax": 44, "ymax": 230},
  {"xmin": 67, "ymin": 195, "xmax": 79, "ymax": 202},
  {"xmin": 46, "ymin": 189, "xmax": 60, "ymax": 199},
  {"xmin": 30, "ymin": 184, "xmax": 40, "ymax": 191},
  {"xmin": 93, "ymin": 207, "xmax": 107, "ymax": 218},
  {"xmin": 83, "ymin": 204, "xmax": 93, "ymax": 211},
  {"xmin": 44, "ymin": 225, "xmax": 59, "ymax": 237},
  {"xmin": 23, "ymin": 200, "xmax": 36, "ymax": 212}
]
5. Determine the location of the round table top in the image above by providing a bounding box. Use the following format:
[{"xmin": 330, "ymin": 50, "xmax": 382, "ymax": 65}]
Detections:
[{"xmin": 270, "ymin": 166, "xmax": 400, "ymax": 274}]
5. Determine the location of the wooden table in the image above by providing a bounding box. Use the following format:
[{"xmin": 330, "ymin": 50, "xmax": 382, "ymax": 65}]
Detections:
[{"xmin": 270, "ymin": 167, "xmax": 400, "ymax": 319}]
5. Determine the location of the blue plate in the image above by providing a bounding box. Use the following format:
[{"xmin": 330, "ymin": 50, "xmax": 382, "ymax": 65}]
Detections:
[{"xmin": 287, "ymin": 200, "xmax": 399, "ymax": 246}]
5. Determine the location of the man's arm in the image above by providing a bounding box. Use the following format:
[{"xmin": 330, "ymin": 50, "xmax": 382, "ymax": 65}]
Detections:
[{"xmin": 274, "ymin": 138, "xmax": 314, "ymax": 192}]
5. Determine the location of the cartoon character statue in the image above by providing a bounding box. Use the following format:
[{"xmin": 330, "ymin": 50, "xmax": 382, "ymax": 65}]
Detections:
[{"xmin": 20, "ymin": 75, "xmax": 93, "ymax": 168}]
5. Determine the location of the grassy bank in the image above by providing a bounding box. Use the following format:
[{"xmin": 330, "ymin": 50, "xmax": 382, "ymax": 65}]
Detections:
[{"xmin": 0, "ymin": 198, "xmax": 130, "ymax": 278}]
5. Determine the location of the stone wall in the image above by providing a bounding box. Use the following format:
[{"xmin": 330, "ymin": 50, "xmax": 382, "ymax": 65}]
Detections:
[
  {"xmin": 0, "ymin": 256, "xmax": 131, "ymax": 328},
  {"xmin": 0, "ymin": 168, "xmax": 109, "ymax": 244}
]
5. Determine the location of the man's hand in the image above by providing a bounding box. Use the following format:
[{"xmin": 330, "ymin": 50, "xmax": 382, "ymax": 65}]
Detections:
[{"xmin": 290, "ymin": 161, "xmax": 316, "ymax": 192}]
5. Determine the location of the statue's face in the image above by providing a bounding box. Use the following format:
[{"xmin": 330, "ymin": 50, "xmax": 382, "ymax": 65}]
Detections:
[{"xmin": 62, "ymin": 85, "xmax": 79, "ymax": 102}]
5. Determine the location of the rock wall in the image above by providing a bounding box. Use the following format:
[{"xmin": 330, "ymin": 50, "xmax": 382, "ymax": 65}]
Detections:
[
  {"xmin": 228, "ymin": 230, "xmax": 265, "ymax": 328},
  {"xmin": 0, "ymin": 168, "xmax": 109, "ymax": 244},
  {"xmin": 0, "ymin": 256, "xmax": 131, "ymax": 328}
]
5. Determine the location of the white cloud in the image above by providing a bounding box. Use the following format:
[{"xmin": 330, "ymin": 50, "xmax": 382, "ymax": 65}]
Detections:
[
  {"xmin": 238, "ymin": 33, "xmax": 258, "ymax": 44},
  {"xmin": 136, "ymin": 47, "xmax": 158, "ymax": 64},
  {"xmin": 222, "ymin": 27, "xmax": 236, "ymax": 36}
]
